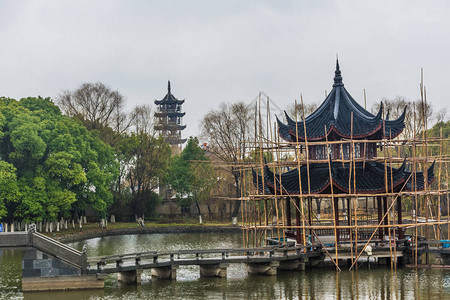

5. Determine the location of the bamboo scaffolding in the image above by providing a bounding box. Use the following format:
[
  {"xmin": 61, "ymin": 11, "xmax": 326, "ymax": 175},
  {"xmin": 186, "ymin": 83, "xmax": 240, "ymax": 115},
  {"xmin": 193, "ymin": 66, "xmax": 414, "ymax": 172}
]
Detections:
[
  {"xmin": 234, "ymin": 188, "xmax": 449, "ymax": 200},
  {"xmin": 348, "ymin": 173, "xmax": 413, "ymax": 270},
  {"xmin": 232, "ymin": 83, "xmax": 449, "ymax": 272}
]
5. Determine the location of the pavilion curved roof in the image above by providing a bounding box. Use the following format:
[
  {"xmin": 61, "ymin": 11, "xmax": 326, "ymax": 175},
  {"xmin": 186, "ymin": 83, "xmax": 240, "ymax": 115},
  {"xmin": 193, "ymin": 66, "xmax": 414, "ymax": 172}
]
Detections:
[
  {"xmin": 277, "ymin": 61, "xmax": 406, "ymax": 142},
  {"xmin": 252, "ymin": 160, "xmax": 435, "ymax": 195},
  {"xmin": 154, "ymin": 81, "xmax": 185, "ymax": 105}
]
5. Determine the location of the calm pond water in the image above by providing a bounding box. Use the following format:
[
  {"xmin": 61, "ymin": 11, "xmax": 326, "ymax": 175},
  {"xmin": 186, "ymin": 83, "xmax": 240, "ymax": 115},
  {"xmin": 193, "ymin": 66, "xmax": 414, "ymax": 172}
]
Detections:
[{"xmin": 1, "ymin": 232, "xmax": 450, "ymax": 299}]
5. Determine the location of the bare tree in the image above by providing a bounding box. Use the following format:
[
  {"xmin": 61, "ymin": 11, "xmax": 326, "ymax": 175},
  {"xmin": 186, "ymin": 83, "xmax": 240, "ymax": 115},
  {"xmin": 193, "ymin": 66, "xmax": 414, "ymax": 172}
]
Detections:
[
  {"xmin": 201, "ymin": 102, "xmax": 254, "ymax": 218},
  {"xmin": 130, "ymin": 105, "xmax": 154, "ymax": 135},
  {"xmin": 372, "ymin": 97, "xmax": 433, "ymax": 140},
  {"xmin": 58, "ymin": 82, "xmax": 133, "ymax": 145},
  {"xmin": 286, "ymin": 101, "xmax": 319, "ymax": 121},
  {"xmin": 435, "ymin": 108, "xmax": 448, "ymax": 124}
]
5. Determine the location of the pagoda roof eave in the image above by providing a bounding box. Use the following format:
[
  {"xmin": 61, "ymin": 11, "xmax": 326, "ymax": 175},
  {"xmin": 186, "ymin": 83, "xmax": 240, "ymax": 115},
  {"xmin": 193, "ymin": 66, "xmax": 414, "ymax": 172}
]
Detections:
[
  {"xmin": 155, "ymin": 111, "xmax": 186, "ymax": 117},
  {"xmin": 285, "ymin": 123, "xmax": 384, "ymax": 142},
  {"xmin": 154, "ymin": 97, "xmax": 185, "ymax": 105},
  {"xmin": 253, "ymin": 160, "xmax": 434, "ymax": 196}
]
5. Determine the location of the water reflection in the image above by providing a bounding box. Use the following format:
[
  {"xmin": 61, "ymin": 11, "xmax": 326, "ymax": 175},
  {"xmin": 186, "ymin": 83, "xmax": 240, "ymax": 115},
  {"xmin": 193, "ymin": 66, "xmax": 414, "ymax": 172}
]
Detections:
[{"xmin": 1, "ymin": 233, "xmax": 450, "ymax": 299}]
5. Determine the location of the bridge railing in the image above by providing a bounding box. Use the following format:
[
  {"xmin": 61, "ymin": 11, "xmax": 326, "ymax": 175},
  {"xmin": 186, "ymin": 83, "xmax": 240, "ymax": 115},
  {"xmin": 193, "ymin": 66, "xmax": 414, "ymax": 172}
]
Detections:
[
  {"xmin": 87, "ymin": 244, "xmax": 322, "ymax": 271},
  {"xmin": 0, "ymin": 232, "xmax": 87, "ymax": 272},
  {"xmin": 31, "ymin": 232, "xmax": 86, "ymax": 270}
]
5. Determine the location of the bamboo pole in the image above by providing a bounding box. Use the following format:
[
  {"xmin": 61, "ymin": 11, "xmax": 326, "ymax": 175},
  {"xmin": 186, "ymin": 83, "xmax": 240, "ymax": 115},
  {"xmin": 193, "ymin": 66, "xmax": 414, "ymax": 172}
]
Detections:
[
  {"xmin": 325, "ymin": 125, "xmax": 340, "ymax": 271},
  {"xmin": 267, "ymin": 97, "xmax": 273, "ymax": 243},
  {"xmin": 447, "ymin": 161, "xmax": 449, "ymax": 241},
  {"xmin": 262, "ymin": 98, "xmax": 269, "ymax": 244},
  {"xmin": 294, "ymin": 99, "xmax": 307, "ymax": 246},
  {"xmin": 413, "ymin": 102, "xmax": 419, "ymax": 266},
  {"xmin": 437, "ymin": 127, "xmax": 442, "ymax": 240},
  {"xmin": 235, "ymin": 221, "xmax": 450, "ymax": 230},
  {"xmin": 242, "ymin": 165, "xmax": 246, "ymax": 248},
  {"xmin": 301, "ymin": 95, "xmax": 312, "ymax": 245},
  {"xmin": 243, "ymin": 188, "xmax": 447, "ymax": 199},
  {"xmin": 276, "ymin": 120, "xmax": 287, "ymax": 245},
  {"xmin": 389, "ymin": 130, "xmax": 397, "ymax": 268},
  {"xmin": 257, "ymin": 94, "xmax": 264, "ymax": 245},
  {"xmin": 352, "ymin": 117, "xmax": 358, "ymax": 269},
  {"xmin": 273, "ymin": 121, "xmax": 281, "ymax": 243},
  {"xmin": 348, "ymin": 112, "xmax": 354, "ymax": 266},
  {"xmin": 301, "ymin": 96, "xmax": 312, "ymax": 196},
  {"xmin": 253, "ymin": 99, "xmax": 258, "ymax": 247},
  {"xmin": 364, "ymin": 89, "xmax": 367, "ymax": 110},
  {"xmin": 382, "ymin": 105, "xmax": 394, "ymax": 268}
]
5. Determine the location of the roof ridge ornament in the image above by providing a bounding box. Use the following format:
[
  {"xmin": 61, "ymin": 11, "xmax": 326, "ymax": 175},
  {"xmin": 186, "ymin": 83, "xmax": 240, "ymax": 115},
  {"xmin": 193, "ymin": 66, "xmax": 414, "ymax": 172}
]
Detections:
[{"xmin": 333, "ymin": 59, "xmax": 344, "ymax": 87}]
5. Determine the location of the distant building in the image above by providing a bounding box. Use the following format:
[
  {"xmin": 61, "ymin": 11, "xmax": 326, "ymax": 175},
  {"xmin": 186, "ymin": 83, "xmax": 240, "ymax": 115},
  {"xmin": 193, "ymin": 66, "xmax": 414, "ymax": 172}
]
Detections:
[{"xmin": 154, "ymin": 81, "xmax": 186, "ymax": 152}]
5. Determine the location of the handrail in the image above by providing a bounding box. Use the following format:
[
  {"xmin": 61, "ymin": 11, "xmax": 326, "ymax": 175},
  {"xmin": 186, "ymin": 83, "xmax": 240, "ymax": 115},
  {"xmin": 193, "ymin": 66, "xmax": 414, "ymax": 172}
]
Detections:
[
  {"xmin": 32, "ymin": 232, "xmax": 83, "ymax": 255},
  {"xmin": 87, "ymin": 244, "xmax": 322, "ymax": 264},
  {"xmin": 31, "ymin": 232, "xmax": 85, "ymax": 270}
]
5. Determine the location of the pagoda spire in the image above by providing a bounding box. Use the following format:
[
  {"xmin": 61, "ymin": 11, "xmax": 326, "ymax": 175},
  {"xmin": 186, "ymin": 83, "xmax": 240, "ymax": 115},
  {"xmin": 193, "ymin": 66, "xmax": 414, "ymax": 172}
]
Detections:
[
  {"xmin": 333, "ymin": 59, "xmax": 344, "ymax": 87},
  {"xmin": 168, "ymin": 80, "xmax": 171, "ymax": 93}
]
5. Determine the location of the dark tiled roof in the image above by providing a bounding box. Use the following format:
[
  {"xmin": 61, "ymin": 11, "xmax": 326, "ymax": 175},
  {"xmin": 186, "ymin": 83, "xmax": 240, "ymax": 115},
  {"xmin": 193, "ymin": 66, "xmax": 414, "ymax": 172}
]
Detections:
[
  {"xmin": 278, "ymin": 61, "xmax": 406, "ymax": 142},
  {"xmin": 154, "ymin": 81, "xmax": 185, "ymax": 105},
  {"xmin": 253, "ymin": 160, "xmax": 435, "ymax": 195}
]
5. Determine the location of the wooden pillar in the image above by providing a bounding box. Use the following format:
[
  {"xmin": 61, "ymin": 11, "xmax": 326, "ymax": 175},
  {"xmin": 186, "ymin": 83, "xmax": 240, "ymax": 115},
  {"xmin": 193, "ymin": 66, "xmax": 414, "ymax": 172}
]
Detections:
[
  {"xmin": 397, "ymin": 196, "xmax": 403, "ymax": 239},
  {"xmin": 286, "ymin": 197, "xmax": 291, "ymax": 228},
  {"xmin": 334, "ymin": 197, "xmax": 340, "ymax": 243},
  {"xmin": 383, "ymin": 196, "xmax": 388, "ymax": 236},
  {"xmin": 295, "ymin": 197, "xmax": 301, "ymax": 244},
  {"xmin": 377, "ymin": 196, "xmax": 383, "ymax": 240}
]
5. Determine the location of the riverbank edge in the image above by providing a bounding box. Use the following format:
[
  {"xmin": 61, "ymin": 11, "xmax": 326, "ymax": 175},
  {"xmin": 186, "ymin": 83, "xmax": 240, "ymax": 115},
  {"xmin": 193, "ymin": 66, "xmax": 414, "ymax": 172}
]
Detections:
[{"xmin": 53, "ymin": 225, "xmax": 243, "ymax": 243}]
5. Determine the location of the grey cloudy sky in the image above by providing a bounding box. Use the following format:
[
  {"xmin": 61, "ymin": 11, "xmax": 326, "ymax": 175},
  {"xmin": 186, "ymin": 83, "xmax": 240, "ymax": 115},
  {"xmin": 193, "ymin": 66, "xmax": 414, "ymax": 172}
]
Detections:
[{"xmin": 0, "ymin": 0, "xmax": 449, "ymax": 139}]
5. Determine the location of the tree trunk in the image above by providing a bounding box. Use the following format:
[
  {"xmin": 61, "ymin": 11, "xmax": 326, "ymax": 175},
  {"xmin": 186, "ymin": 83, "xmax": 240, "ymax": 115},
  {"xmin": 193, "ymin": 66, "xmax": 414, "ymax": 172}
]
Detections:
[
  {"xmin": 195, "ymin": 201, "xmax": 201, "ymax": 217},
  {"xmin": 231, "ymin": 175, "xmax": 241, "ymax": 217},
  {"xmin": 232, "ymin": 200, "xmax": 241, "ymax": 218},
  {"xmin": 207, "ymin": 203, "xmax": 213, "ymax": 220},
  {"xmin": 315, "ymin": 198, "xmax": 322, "ymax": 219}
]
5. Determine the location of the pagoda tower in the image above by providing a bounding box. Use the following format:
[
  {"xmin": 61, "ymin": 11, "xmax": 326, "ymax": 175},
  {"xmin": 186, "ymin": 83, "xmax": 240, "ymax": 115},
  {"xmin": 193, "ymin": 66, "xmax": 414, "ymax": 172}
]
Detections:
[{"xmin": 154, "ymin": 81, "xmax": 187, "ymax": 152}]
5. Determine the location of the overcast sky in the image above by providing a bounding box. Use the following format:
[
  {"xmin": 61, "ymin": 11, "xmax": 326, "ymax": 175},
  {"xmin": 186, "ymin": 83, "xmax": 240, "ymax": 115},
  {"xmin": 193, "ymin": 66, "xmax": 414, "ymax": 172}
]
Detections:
[{"xmin": 0, "ymin": 0, "xmax": 449, "ymax": 139}]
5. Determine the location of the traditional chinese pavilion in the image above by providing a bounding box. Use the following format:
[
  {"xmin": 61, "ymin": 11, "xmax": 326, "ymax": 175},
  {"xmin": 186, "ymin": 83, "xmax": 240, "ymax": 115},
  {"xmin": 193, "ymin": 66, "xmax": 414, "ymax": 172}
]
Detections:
[
  {"xmin": 154, "ymin": 81, "xmax": 187, "ymax": 150},
  {"xmin": 253, "ymin": 61, "xmax": 435, "ymax": 244}
]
